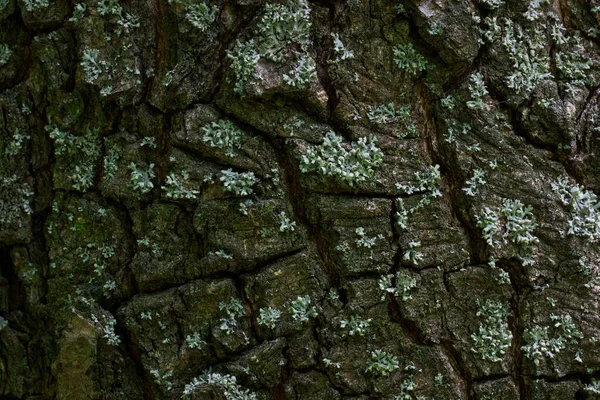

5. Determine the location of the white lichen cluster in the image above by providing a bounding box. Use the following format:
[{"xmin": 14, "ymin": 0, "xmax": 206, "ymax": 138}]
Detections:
[
  {"xmin": 471, "ymin": 299, "xmax": 513, "ymax": 363},
  {"xmin": 299, "ymin": 131, "xmax": 383, "ymax": 186}
]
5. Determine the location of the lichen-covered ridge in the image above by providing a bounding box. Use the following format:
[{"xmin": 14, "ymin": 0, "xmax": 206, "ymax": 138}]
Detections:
[{"xmin": 1, "ymin": 0, "xmax": 600, "ymax": 398}]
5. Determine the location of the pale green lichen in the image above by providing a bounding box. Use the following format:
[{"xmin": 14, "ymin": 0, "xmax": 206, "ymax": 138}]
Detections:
[
  {"xmin": 256, "ymin": 0, "xmax": 311, "ymax": 63},
  {"xmin": 226, "ymin": 40, "xmax": 260, "ymax": 96},
  {"xmin": 393, "ymin": 43, "xmax": 431, "ymax": 75},
  {"xmin": 0, "ymin": 44, "xmax": 11, "ymax": 66},
  {"xmin": 471, "ymin": 299, "xmax": 513, "ymax": 363},
  {"xmin": 220, "ymin": 169, "xmax": 257, "ymax": 196},
  {"xmin": 299, "ymin": 131, "xmax": 383, "ymax": 186}
]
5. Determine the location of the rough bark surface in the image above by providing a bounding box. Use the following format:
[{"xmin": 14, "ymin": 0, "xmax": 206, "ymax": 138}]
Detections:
[{"xmin": 1, "ymin": 0, "xmax": 600, "ymax": 398}]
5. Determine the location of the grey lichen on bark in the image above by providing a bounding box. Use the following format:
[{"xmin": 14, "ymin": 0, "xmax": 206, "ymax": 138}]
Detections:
[{"xmin": 1, "ymin": 0, "xmax": 600, "ymax": 398}]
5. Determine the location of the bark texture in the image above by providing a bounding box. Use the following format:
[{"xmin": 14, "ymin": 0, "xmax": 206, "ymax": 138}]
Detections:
[{"xmin": 1, "ymin": 0, "xmax": 600, "ymax": 398}]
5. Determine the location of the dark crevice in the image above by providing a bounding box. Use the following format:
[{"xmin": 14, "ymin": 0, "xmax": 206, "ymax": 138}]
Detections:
[
  {"xmin": 314, "ymin": 0, "xmax": 339, "ymax": 124},
  {"xmin": 497, "ymin": 258, "xmax": 532, "ymax": 295},
  {"xmin": 169, "ymin": 142, "xmax": 257, "ymax": 174},
  {"xmin": 441, "ymin": 160, "xmax": 486, "ymax": 265},
  {"xmin": 28, "ymin": 210, "xmax": 52, "ymax": 305},
  {"xmin": 63, "ymin": 26, "xmax": 78, "ymax": 94},
  {"xmin": 170, "ymin": 293, "xmax": 185, "ymax": 351},
  {"xmin": 0, "ymin": 247, "xmax": 25, "ymax": 314},
  {"xmin": 506, "ymin": 104, "xmax": 555, "ymax": 153},
  {"xmin": 420, "ymin": 82, "xmax": 487, "ymax": 267},
  {"xmin": 485, "ymin": 85, "xmax": 558, "ymax": 153},
  {"xmin": 178, "ymin": 204, "xmax": 205, "ymax": 259},
  {"xmin": 575, "ymin": 83, "xmax": 600, "ymax": 138},
  {"xmin": 507, "ymin": 269, "xmax": 527, "ymax": 400},
  {"xmin": 402, "ymin": 263, "xmax": 446, "ymax": 274},
  {"xmin": 211, "ymin": 2, "xmax": 264, "ymax": 99},
  {"xmin": 214, "ymin": 246, "xmax": 308, "ymax": 279},
  {"xmin": 98, "ymin": 196, "xmax": 139, "ymax": 308},
  {"xmin": 472, "ymin": 373, "xmax": 511, "ymax": 383},
  {"xmin": 114, "ymin": 246, "xmax": 307, "ymax": 303},
  {"xmin": 386, "ymin": 295, "xmax": 433, "ymax": 346},
  {"xmin": 154, "ymin": 0, "xmax": 264, "ymax": 110},
  {"xmin": 150, "ymin": 0, "xmax": 168, "ymax": 103},
  {"xmin": 442, "ymin": 269, "xmax": 453, "ymax": 294},
  {"xmin": 270, "ymin": 137, "xmax": 340, "ymax": 291},
  {"xmin": 142, "ymin": 99, "xmax": 170, "ymax": 116},
  {"xmin": 418, "ymin": 81, "xmax": 478, "ymax": 400},
  {"xmin": 487, "ymin": 85, "xmax": 589, "ymax": 188},
  {"xmin": 440, "ymin": 339, "xmax": 474, "ymax": 400},
  {"xmin": 120, "ymin": 206, "xmax": 140, "ymax": 297},
  {"xmin": 390, "ymin": 198, "xmax": 400, "ymax": 244},
  {"xmin": 114, "ymin": 315, "xmax": 157, "ymax": 400},
  {"xmin": 339, "ymin": 270, "xmax": 391, "ymax": 282},
  {"xmin": 385, "ymin": 235, "xmax": 434, "ymax": 347},
  {"xmin": 441, "ymin": 32, "xmax": 488, "ymax": 96},
  {"xmin": 29, "ymin": 124, "xmax": 53, "ymax": 306}
]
